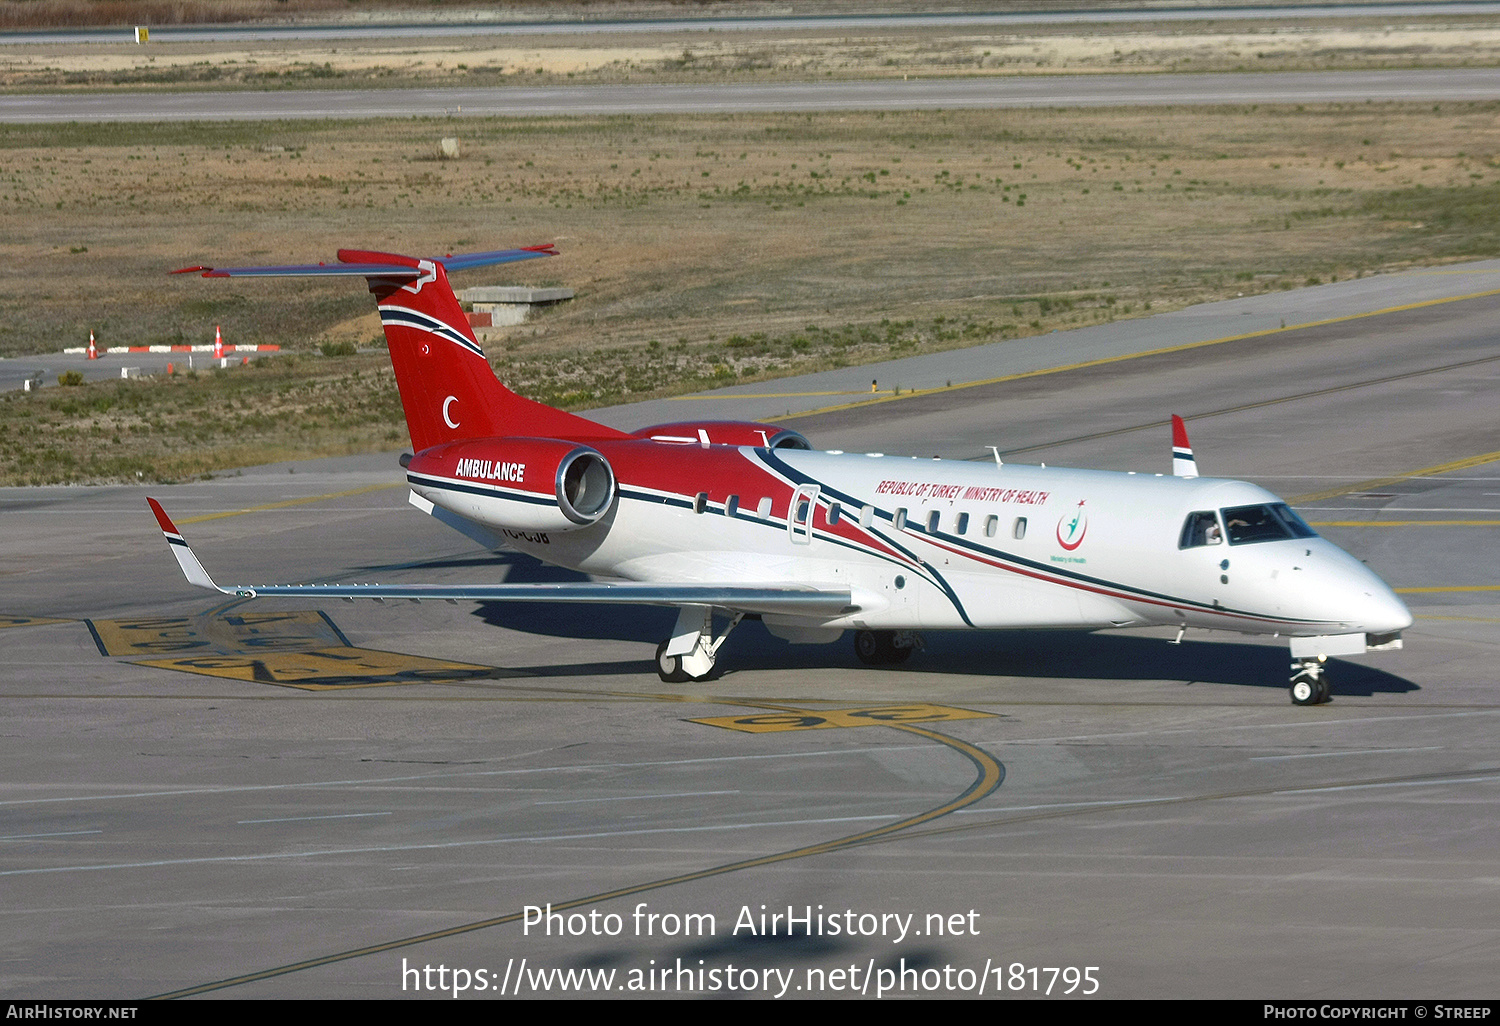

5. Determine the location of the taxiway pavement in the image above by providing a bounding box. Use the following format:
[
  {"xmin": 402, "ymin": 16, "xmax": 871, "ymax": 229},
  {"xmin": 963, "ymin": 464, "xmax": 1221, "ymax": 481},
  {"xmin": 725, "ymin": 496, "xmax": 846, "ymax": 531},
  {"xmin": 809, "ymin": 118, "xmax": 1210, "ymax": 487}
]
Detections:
[{"xmin": 1, "ymin": 269, "xmax": 1496, "ymax": 999}]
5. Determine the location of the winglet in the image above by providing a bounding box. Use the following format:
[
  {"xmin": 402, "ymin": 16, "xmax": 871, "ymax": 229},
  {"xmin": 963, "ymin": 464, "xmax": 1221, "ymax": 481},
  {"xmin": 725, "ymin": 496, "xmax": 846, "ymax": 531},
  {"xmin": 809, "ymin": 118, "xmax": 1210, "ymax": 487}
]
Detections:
[
  {"xmin": 1171, "ymin": 415, "xmax": 1198, "ymax": 478},
  {"xmin": 146, "ymin": 498, "xmax": 228, "ymax": 593}
]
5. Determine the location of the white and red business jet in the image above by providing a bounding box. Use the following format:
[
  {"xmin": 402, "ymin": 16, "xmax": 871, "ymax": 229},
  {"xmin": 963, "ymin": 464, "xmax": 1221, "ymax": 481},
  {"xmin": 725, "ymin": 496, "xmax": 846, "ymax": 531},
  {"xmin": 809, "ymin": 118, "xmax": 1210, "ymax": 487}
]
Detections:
[{"xmin": 150, "ymin": 245, "xmax": 1411, "ymax": 705}]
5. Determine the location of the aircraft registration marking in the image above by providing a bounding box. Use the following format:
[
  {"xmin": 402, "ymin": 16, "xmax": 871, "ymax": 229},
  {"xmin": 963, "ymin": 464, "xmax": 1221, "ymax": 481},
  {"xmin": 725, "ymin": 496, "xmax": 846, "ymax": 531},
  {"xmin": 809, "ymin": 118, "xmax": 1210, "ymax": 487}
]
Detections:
[{"xmin": 691, "ymin": 704, "xmax": 994, "ymax": 734}]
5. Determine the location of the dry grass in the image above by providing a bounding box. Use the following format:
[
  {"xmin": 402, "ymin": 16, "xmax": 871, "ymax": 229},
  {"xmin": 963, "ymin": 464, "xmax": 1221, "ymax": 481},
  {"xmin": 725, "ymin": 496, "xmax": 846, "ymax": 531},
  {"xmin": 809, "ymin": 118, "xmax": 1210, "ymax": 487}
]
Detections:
[
  {"xmin": 0, "ymin": 351, "xmax": 405, "ymax": 485},
  {"xmin": 3, "ymin": 102, "xmax": 1499, "ymax": 482}
]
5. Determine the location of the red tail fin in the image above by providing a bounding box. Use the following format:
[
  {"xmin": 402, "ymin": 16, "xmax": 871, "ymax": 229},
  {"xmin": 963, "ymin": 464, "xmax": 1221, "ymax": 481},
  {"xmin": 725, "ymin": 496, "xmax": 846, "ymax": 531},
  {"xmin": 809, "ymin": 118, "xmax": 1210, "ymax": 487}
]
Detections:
[
  {"xmin": 177, "ymin": 246, "xmax": 627, "ymax": 452},
  {"xmin": 349, "ymin": 251, "xmax": 622, "ymax": 451}
]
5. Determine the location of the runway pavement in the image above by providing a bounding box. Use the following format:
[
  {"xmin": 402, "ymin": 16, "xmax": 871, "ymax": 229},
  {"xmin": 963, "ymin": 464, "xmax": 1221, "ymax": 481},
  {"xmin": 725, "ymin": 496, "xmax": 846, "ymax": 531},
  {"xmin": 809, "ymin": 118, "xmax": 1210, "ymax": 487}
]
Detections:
[
  {"xmin": 0, "ymin": 269, "xmax": 1496, "ymax": 999},
  {"xmin": 5, "ymin": 69, "xmax": 1500, "ymax": 122}
]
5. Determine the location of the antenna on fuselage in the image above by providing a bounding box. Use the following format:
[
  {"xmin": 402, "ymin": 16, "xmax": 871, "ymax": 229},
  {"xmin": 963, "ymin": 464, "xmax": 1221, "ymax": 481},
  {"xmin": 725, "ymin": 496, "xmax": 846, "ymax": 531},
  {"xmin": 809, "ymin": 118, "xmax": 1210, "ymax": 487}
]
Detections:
[{"xmin": 986, "ymin": 446, "xmax": 1003, "ymax": 468}]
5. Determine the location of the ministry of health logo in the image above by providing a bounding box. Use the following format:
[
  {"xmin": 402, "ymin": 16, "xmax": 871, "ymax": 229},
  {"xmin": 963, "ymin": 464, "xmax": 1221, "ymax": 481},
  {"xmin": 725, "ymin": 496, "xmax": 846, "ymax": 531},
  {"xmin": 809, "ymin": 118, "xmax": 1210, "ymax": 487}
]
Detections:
[{"xmin": 1056, "ymin": 500, "xmax": 1088, "ymax": 551}]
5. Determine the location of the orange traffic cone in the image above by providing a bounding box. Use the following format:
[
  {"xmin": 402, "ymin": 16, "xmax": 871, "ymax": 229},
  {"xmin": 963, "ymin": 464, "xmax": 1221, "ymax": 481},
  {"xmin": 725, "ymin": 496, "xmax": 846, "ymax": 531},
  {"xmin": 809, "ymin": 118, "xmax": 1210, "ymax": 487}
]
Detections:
[
  {"xmin": 87, "ymin": 331, "xmax": 97, "ymax": 360},
  {"xmin": 213, "ymin": 325, "xmax": 224, "ymax": 359}
]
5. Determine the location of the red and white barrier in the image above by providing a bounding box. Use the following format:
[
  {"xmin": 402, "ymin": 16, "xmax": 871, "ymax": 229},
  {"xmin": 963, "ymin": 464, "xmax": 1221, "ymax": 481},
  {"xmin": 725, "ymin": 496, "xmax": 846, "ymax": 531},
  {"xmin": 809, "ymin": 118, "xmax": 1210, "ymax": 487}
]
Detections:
[{"xmin": 63, "ymin": 344, "xmax": 280, "ymax": 354}]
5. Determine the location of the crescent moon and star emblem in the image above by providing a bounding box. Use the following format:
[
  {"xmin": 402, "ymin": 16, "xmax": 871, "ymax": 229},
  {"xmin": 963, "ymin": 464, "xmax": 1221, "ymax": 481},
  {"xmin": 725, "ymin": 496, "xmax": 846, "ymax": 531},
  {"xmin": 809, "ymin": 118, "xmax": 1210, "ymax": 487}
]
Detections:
[
  {"xmin": 1056, "ymin": 499, "xmax": 1089, "ymax": 551},
  {"xmin": 442, "ymin": 395, "xmax": 460, "ymax": 429}
]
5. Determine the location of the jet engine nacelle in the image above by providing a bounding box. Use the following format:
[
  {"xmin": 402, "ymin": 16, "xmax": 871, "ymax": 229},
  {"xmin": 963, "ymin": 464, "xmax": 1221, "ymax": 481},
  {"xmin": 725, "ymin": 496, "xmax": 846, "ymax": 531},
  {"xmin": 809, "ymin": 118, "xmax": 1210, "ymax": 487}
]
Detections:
[
  {"xmin": 407, "ymin": 436, "xmax": 616, "ymax": 533},
  {"xmin": 632, "ymin": 420, "xmax": 812, "ymax": 450}
]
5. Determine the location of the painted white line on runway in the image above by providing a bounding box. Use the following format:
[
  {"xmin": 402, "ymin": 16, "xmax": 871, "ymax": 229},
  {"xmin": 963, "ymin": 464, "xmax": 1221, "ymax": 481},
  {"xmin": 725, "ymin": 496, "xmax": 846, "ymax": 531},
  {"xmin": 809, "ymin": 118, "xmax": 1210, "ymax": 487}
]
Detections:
[
  {"xmin": 1279, "ymin": 775, "xmax": 1500, "ymax": 795},
  {"xmin": 0, "ymin": 830, "xmax": 103, "ymax": 840},
  {"xmin": 0, "ymin": 812, "xmax": 905, "ymax": 877},
  {"xmin": 237, "ymin": 812, "xmax": 393, "ymax": 825},
  {"xmin": 953, "ymin": 797, "xmax": 1181, "ymax": 814},
  {"xmin": 535, "ymin": 790, "xmax": 739, "ymax": 805},
  {"xmin": 0, "ymin": 744, "xmax": 934, "ymax": 808},
  {"xmin": 1006, "ymin": 708, "xmax": 1500, "ymax": 745},
  {"xmin": 1226, "ymin": 795, "xmax": 1500, "ymax": 807},
  {"xmin": 1251, "ymin": 747, "xmax": 1445, "ymax": 761}
]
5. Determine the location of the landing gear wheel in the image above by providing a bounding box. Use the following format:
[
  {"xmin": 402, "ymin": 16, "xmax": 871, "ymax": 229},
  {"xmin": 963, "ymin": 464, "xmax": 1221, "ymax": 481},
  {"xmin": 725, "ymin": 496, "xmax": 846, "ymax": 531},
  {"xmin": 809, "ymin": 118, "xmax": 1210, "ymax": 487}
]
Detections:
[
  {"xmin": 1289, "ymin": 664, "xmax": 1330, "ymax": 705},
  {"xmin": 1290, "ymin": 673, "xmax": 1317, "ymax": 705},
  {"xmin": 854, "ymin": 630, "xmax": 912, "ymax": 666},
  {"xmin": 655, "ymin": 641, "xmax": 690, "ymax": 684},
  {"xmin": 854, "ymin": 629, "xmax": 893, "ymax": 665},
  {"xmin": 653, "ymin": 610, "xmax": 740, "ymax": 684}
]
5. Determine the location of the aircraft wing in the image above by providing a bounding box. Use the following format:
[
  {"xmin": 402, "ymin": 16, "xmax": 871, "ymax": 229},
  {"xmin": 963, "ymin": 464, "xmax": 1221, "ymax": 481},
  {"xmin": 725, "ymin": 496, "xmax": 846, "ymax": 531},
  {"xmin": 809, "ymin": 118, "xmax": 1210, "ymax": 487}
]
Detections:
[{"xmin": 147, "ymin": 499, "xmax": 854, "ymax": 618}]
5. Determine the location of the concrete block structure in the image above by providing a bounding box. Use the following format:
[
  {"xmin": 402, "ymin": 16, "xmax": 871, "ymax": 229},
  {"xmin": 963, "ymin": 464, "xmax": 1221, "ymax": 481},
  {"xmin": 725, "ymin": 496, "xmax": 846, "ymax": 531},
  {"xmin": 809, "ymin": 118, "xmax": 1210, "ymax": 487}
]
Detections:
[{"xmin": 460, "ymin": 286, "xmax": 574, "ymax": 331}]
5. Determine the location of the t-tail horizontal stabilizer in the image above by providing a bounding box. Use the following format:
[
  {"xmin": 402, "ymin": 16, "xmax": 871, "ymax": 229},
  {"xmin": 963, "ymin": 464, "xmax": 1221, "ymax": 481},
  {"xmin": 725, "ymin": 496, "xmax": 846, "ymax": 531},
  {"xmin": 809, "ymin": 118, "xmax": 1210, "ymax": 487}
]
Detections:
[
  {"xmin": 1171, "ymin": 414, "xmax": 1199, "ymax": 478},
  {"xmin": 170, "ymin": 245, "xmax": 558, "ymax": 280},
  {"xmin": 146, "ymin": 499, "xmax": 855, "ymax": 617}
]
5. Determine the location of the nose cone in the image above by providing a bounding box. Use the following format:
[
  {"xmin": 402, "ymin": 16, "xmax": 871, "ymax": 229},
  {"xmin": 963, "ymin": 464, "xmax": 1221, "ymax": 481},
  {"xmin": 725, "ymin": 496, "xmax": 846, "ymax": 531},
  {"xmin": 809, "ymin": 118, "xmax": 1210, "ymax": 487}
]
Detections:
[
  {"xmin": 1314, "ymin": 541, "xmax": 1412, "ymax": 634},
  {"xmin": 1350, "ymin": 571, "xmax": 1413, "ymax": 634}
]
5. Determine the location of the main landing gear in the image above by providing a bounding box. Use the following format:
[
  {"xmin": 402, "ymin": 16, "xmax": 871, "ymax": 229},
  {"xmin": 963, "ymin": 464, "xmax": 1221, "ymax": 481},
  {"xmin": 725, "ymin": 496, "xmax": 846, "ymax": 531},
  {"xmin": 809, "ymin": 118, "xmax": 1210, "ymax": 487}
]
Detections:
[
  {"xmin": 655, "ymin": 607, "xmax": 744, "ymax": 683},
  {"xmin": 853, "ymin": 629, "xmax": 922, "ymax": 666},
  {"xmin": 653, "ymin": 617, "xmax": 922, "ymax": 682},
  {"xmin": 1289, "ymin": 656, "xmax": 1331, "ymax": 706}
]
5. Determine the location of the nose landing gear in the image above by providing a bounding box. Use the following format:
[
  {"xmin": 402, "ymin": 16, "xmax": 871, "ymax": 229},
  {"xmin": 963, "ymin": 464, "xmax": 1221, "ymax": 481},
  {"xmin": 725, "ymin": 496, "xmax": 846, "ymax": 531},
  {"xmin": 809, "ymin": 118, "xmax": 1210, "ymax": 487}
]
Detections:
[{"xmin": 1290, "ymin": 656, "xmax": 1331, "ymax": 705}]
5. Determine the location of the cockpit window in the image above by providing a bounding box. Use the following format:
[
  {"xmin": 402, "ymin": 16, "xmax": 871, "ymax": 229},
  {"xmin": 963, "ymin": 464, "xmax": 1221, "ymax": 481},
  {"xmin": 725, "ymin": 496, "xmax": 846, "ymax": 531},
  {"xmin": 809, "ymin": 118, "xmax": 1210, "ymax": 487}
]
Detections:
[
  {"xmin": 1179, "ymin": 510, "xmax": 1223, "ymax": 548},
  {"xmin": 1221, "ymin": 503, "xmax": 1318, "ymax": 545},
  {"xmin": 1270, "ymin": 503, "xmax": 1318, "ymax": 538}
]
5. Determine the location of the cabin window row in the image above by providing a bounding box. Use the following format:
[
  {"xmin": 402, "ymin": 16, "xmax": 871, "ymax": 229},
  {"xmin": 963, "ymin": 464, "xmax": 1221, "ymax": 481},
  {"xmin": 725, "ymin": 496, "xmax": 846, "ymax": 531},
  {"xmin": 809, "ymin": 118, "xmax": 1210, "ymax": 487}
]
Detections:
[
  {"xmin": 692, "ymin": 493, "xmax": 1029, "ymax": 540},
  {"xmin": 699, "ymin": 493, "xmax": 781, "ymax": 521},
  {"xmin": 891, "ymin": 508, "xmax": 1027, "ymax": 540}
]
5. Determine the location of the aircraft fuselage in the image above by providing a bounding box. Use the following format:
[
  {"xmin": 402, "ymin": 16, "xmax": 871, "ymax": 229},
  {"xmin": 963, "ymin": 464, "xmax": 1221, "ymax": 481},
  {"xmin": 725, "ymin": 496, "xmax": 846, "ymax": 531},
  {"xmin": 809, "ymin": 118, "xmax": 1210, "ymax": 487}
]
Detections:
[{"xmin": 408, "ymin": 441, "xmax": 1411, "ymax": 642}]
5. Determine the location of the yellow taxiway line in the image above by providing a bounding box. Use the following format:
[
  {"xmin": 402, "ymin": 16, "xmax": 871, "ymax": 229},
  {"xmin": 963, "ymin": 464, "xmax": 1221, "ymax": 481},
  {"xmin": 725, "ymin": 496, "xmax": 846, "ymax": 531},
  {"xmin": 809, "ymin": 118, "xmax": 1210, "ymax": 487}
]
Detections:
[
  {"xmin": 176, "ymin": 482, "xmax": 402, "ymax": 525},
  {"xmin": 1396, "ymin": 585, "xmax": 1500, "ymax": 594}
]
